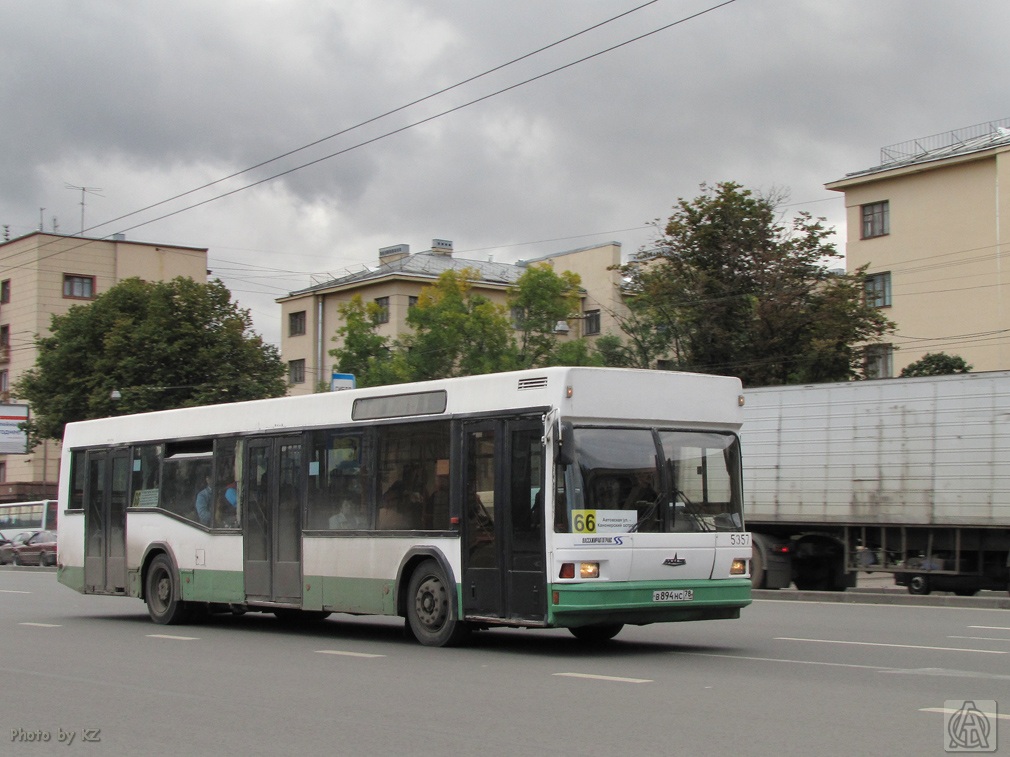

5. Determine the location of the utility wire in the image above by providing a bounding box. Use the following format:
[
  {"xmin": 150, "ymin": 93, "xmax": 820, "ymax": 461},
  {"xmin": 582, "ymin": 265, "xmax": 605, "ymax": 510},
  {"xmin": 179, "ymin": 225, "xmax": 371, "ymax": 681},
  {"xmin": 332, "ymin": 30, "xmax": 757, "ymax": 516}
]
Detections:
[{"xmin": 76, "ymin": 0, "xmax": 665, "ymax": 237}]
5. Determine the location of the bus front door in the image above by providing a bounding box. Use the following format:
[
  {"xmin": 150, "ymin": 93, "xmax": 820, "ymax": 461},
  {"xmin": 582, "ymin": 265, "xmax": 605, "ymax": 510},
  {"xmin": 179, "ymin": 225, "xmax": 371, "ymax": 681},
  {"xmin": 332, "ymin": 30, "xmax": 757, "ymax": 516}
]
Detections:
[
  {"xmin": 462, "ymin": 418, "xmax": 546, "ymax": 623},
  {"xmin": 83, "ymin": 449, "xmax": 129, "ymax": 594},
  {"xmin": 243, "ymin": 436, "xmax": 303, "ymax": 605}
]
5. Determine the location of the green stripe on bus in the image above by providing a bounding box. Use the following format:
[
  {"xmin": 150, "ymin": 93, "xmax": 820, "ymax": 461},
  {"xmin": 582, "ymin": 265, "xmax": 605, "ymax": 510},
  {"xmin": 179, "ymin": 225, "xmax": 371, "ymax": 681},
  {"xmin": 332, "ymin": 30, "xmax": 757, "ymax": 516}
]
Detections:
[
  {"xmin": 180, "ymin": 569, "xmax": 246, "ymax": 603},
  {"xmin": 319, "ymin": 575, "xmax": 397, "ymax": 616}
]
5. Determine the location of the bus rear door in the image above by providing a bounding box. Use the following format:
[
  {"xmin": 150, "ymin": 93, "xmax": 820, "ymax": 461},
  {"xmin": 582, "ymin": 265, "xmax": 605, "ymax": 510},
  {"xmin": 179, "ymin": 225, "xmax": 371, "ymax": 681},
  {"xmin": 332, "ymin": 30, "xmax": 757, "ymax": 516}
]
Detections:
[{"xmin": 83, "ymin": 449, "xmax": 129, "ymax": 594}]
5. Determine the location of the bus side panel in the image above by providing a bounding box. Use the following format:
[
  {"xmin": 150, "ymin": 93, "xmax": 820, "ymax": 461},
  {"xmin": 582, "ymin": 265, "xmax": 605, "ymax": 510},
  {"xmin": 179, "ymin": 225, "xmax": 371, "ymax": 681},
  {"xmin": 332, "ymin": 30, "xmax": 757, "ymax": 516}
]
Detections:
[
  {"xmin": 304, "ymin": 536, "xmax": 461, "ymax": 616},
  {"xmin": 127, "ymin": 512, "xmax": 245, "ymax": 603}
]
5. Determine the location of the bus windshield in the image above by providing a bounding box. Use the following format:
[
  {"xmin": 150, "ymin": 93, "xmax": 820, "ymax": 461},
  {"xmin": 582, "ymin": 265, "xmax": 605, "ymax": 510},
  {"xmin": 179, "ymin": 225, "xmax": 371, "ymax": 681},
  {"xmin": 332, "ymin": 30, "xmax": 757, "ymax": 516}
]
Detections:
[{"xmin": 556, "ymin": 427, "xmax": 743, "ymax": 534}]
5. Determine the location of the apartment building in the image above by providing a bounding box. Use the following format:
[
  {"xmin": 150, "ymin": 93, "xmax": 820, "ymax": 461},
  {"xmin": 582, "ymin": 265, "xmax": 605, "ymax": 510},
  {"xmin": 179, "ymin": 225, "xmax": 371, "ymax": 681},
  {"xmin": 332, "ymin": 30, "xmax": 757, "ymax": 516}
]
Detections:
[
  {"xmin": 277, "ymin": 239, "xmax": 629, "ymax": 395},
  {"xmin": 826, "ymin": 119, "xmax": 1010, "ymax": 376},
  {"xmin": 0, "ymin": 232, "xmax": 208, "ymax": 500}
]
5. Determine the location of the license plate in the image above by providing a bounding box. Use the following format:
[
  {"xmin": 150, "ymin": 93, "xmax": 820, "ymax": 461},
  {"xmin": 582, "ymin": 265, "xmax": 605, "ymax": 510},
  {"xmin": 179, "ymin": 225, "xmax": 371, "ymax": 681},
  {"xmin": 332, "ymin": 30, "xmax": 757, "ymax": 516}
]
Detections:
[{"xmin": 652, "ymin": 589, "xmax": 693, "ymax": 602}]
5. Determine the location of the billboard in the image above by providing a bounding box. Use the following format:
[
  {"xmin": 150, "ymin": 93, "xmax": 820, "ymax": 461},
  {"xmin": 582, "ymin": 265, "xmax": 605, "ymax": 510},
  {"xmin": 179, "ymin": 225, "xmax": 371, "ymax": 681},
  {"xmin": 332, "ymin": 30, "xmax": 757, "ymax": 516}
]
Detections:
[{"xmin": 0, "ymin": 404, "xmax": 29, "ymax": 454}]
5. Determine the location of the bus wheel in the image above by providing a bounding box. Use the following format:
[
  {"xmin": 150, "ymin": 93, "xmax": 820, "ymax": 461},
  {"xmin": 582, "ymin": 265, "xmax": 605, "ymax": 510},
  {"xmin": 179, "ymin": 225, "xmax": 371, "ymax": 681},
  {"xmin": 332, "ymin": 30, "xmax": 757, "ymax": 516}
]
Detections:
[
  {"xmin": 145, "ymin": 554, "xmax": 191, "ymax": 625},
  {"xmin": 907, "ymin": 575, "xmax": 931, "ymax": 595},
  {"xmin": 406, "ymin": 560, "xmax": 469, "ymax": 647},
  {"xmin": 569, "ymin": 623, "xmax": 624, "ymax": 642}
]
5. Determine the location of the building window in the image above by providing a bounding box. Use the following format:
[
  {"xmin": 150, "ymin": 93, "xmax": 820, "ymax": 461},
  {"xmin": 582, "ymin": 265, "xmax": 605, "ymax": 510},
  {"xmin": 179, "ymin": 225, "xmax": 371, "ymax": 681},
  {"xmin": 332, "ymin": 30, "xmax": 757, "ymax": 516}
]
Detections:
[
  {"xmin": 583, "ymin": 309, "xmax": 601, "ymax": 336},
  {"xmin": 0, "ymin": 325, "xmax": 8, "ymax": 362},
  {"xmin": 864, "ymin": 272, "xmax": 891, "ymax": 307},
  {"xmin": 63, "ymin": 274, "xmax": 95, "ymax": 299},
  {"xmin": 864, "ymin": 344, "xmax": 893, "ymax": 379},
  {"xmin": 288, "ymin": 359, "xmax": 306, "ymax": 384},
  {"xmin": 861, "ymin": 201, "xmax": 889, "ymax": 239},
  {"xmin": 374, "ymin": 297, "xmax": 390, "ymax": 324},
  {"xmin": 0, "ymin": 279, "xmax": 9, "ymax": 304},
  {"xmin": 289, "ymin": 310, "xmax": 306, "ymax": 336},
  {"xmin": 408, "ymin": 296, "xmax": 418, "ymax": 309}
]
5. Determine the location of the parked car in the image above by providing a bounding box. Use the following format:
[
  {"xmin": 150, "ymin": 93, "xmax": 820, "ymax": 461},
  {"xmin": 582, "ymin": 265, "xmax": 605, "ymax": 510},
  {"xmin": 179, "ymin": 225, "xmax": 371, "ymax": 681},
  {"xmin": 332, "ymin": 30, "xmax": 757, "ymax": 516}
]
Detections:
[
  {"xmin": 0, "ymin": 532, "xmax": 32, "ymax": 565},
  {"xmin": 10, "ymin": 530, "xmax": 57, "ymax": 566}
]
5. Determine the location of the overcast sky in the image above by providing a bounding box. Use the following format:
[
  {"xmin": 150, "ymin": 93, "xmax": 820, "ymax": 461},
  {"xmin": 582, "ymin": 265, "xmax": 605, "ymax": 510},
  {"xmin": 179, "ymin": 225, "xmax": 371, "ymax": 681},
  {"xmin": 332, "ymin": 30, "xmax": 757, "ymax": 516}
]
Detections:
[{"xmin": 2, "ymin": 1, "xmax": 1007, "ymax": 349}]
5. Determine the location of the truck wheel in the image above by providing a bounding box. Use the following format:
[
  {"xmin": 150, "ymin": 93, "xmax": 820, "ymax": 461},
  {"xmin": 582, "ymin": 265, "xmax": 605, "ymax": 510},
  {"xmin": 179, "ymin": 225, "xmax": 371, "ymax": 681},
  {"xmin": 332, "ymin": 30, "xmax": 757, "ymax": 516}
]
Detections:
[
  {"xmin": 907, "ymin": 575, "xmax": 931, "ymax": 595},
  {"xmin": 750, "ymin": 543, "xmax": 766, "ymax": 589}
]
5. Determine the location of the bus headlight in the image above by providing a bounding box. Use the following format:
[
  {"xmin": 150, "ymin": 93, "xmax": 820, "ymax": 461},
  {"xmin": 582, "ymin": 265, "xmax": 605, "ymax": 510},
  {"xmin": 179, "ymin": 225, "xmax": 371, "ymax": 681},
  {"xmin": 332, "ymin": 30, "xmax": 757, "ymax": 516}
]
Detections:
[{"xmin": 730, "ymin": 558, "xmax": 748, "ymax": 575}]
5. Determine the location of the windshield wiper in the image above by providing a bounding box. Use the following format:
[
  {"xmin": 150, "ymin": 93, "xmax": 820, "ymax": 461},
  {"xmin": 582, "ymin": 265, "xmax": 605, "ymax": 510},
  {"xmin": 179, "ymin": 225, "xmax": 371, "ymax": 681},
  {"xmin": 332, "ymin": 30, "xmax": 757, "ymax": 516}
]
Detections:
[
  {"xmin": 673, "ymin": 490, "xmax": 713, "ymax": 532},
  {"xmin": 629, "ymin": 494, "xmax": 664, "ymax": 532}
]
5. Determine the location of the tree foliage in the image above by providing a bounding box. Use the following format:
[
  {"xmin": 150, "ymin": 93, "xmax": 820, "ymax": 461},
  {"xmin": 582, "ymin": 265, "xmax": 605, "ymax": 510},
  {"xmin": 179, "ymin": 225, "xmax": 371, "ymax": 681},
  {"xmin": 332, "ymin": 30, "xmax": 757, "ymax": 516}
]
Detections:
[
  {"xmin": 399, "ymin": 268, "xmax": 518, "ymax": 380},
  {"xmin": 329, "ymin": 295, "xmax": 404, "ymax": 388},
  {"xmin": 327, "ymin": 265, "xmax": 603, "ymax": 385},
  {"xmin": 619, "ymin": 182, "xmax": 894, "ymax": 386},
  {"xmin": 899, "ymin": 352, "xmax": 972, "ymax": 377},
  {"xmin": 508, "ymin": 264, "xmax": 582, "ymax": 368},
  {"xmin": 15, "ymin": 277, "xmax": 286, "ymax": 442}
]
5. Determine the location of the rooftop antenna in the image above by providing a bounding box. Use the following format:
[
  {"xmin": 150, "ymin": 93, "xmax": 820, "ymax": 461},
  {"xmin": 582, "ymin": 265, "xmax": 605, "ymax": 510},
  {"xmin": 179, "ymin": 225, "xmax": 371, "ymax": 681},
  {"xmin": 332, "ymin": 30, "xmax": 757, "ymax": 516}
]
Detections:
[{"xmin": 65, "ymin": 184, "xmax": 103, "ymax": 235}]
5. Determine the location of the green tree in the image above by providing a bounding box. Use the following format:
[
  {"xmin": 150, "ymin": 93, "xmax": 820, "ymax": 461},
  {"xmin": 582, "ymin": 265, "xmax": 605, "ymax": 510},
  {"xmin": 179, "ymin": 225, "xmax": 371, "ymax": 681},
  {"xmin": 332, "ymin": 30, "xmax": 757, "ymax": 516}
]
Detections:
[
  {"xmin": 900, "ymin": 352, "xmax": 972, "ymax": 377},
  {"xmin": 15, "ymin": 277, "xmax": 285, "ymax": 442},
  {"xmin": 551, "ymin": 338, "xmax": 605, "ymax": 366},
  {"xmin": 329, "ymin": 295, "xmax": 406, "ymax": 388},
  {"xmin": 508, "ymin": 264, "xmax": 582, "ymax": 368},
  {"xmin": 400, "ymin": 268, "xmax": 517, "ymax": 380},
  {"xmin": 622, "ymin": 182, "xmax": 894, "ymax": 385}
]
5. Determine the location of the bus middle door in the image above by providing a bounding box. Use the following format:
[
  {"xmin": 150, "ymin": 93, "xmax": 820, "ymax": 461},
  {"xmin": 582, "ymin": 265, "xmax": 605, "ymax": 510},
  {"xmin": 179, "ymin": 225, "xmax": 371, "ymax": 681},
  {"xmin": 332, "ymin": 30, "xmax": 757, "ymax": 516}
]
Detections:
[{"xmin": 243, "ymin": 435, "xmax": 304, "ymax": 605}]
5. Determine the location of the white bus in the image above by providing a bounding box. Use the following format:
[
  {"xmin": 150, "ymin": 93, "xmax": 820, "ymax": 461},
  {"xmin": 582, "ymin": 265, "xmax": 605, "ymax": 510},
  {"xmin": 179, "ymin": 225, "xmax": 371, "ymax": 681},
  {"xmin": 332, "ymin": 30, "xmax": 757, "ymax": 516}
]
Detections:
[
  {"xmin": 0, "ymin": 499, "xmax": 59, "ymax": 540},
  {"xmin": 56, "ymin": 367, "xmax": 752, "ymax": 646}
]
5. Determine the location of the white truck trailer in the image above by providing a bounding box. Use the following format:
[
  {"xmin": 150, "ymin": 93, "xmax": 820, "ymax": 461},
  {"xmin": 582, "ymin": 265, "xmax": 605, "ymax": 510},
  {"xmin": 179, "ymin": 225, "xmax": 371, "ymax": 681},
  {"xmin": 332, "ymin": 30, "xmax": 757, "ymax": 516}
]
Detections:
[{"xmin": 742, "ymin": 371, "xmax": 1010, "ymax": 595}]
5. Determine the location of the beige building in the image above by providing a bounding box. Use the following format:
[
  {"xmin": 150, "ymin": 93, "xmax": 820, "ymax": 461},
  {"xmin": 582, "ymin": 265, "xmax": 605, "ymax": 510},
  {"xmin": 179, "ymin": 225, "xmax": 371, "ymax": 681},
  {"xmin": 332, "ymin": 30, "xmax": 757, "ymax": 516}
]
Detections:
[
  {"xmin": 277, "ymin": 239, "xmax": 629, "ymax": 395},
  {"xmin": 826, "ymin": 119, "xmax": 1010, "ymax": 376},
  {"xmin": 0, "ymin": 232, "xmax": 208, "ymax": 500}
]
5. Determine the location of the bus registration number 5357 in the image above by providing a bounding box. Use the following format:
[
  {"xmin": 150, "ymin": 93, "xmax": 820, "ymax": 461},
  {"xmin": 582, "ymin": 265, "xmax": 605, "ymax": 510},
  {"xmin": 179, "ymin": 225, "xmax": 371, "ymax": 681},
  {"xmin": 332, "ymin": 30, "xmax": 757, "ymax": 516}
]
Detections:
[{"xmin": 652, "ymin": 589, "xmax": 693, "ymax": 602}]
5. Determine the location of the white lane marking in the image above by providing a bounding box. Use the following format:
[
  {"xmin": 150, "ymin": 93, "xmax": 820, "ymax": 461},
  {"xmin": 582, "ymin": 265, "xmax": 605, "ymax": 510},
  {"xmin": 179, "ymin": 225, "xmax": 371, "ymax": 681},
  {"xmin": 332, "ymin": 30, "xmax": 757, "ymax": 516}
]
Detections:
[
  {"xmin": 19, "ymin": 622, "xmax": 60, "ymax": 627},
  {"xmin": 315, "ymin": 650, "xmax": 385, "ymax": 658},
  {"xmin": 689, "ymin": 652, "xmax": 895, "ymax": 671},
  {"xmin": 949, "ymin": 636, "xmax": 1010, "ymax": 642},
  {"xmin": 0, "ymin": 589, "xmax": 31, "ymax": 594},
  {"xmin": 691, "ymin": 653, "xmax": 1010, "ymax": 680},
  {"xmin": 553, "ymin": 672, "xmax": 652, "ymax": 684},
  {"xmin": 969, "ymin": 625, "xmax": 1010, "ymax": 631},
  {"xmin": 146, "ymin": 634, "xmax": 199, "ymax": 641},
  {"xmin": 920, "ymin": 707, "xmax": 1009, "ymax": 721},
  {"xmin": 775, "ymin": 637, "xmax": 1006, "ymax": 654}
]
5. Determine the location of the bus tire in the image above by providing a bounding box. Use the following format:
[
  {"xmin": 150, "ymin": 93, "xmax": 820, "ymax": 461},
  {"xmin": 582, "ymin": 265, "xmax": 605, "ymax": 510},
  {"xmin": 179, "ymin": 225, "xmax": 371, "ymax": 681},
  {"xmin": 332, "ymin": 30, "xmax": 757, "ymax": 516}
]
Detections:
[
  {"xmin": 569, "ymin": 623, "xmax": 624, "ymax": 643},
  {"xmin": 145, "ymin": 554, "xmax": 192, "ymax": 625},
  {"xmin": 406, "ymin": 559, "xmax": 469, "ymax": 647}
]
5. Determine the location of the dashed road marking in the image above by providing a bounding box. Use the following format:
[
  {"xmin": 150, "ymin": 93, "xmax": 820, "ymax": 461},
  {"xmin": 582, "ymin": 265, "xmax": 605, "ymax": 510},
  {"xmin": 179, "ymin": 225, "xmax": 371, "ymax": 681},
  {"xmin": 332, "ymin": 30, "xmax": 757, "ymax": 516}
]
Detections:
[
  {"xmin": 315, "ymin": 650, "xmax": 386, "ymax": 658},
  {"xmin": 920, "ymin": 706, "xmax": 1009, "ymax": 720},
  {"xmin": 775, "ymin": 637, "xmax": 1006, "ymax": 654},
  {"xmin": 146, "ymin": 634, "xmax": 199, "ymax": 641},
  {"xmin": 553, "ymin": 672, "xmax": 652, "ymax": 684}
]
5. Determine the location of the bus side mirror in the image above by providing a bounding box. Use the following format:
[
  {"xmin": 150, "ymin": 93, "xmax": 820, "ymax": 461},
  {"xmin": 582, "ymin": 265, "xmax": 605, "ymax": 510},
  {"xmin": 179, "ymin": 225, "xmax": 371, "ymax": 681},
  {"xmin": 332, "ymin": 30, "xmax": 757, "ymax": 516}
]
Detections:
[{"xmin": 556, "ymin": 422, "xmax": 575, "ymax": 467}]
